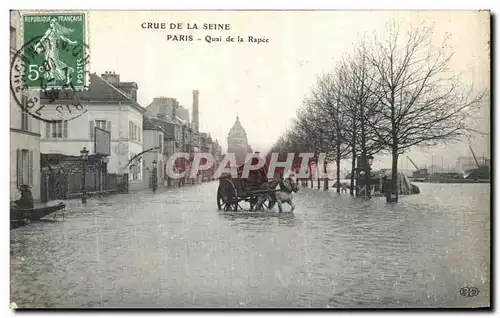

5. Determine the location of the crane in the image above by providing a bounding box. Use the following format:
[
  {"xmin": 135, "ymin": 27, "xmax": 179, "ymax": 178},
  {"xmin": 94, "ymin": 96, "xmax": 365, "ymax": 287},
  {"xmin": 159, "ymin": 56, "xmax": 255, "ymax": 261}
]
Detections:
[
  {"xmin": 407, "ymin": 156, "xmax": 419, "ymax": 170},
  {"xmin": 465, "ymin": 144, "xmax": 490, "ymax": 180},
  {"xmin": 407, "ymin": 156, "xmax": 428, "ymax": 180},
  {"xmin": 468, "ymin": 145, "xmax": 481, "ymax": 169}
]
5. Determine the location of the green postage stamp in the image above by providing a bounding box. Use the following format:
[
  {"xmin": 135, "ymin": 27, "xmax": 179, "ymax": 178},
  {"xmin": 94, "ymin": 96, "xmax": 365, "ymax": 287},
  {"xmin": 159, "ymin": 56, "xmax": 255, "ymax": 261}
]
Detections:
[{"xmin": 22, "ymin": 12, "xmax": 88, "ymax": 90}]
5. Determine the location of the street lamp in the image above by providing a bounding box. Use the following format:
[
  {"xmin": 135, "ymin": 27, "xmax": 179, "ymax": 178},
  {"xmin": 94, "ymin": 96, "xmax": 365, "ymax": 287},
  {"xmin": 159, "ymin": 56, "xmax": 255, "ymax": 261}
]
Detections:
[
  {"xmin": 80, "ymin": 146, "xmax": 89, "ymax": 204},
  {"xmin": 152, "ymin": 160, "xmax": 157, "ymax": 192}
]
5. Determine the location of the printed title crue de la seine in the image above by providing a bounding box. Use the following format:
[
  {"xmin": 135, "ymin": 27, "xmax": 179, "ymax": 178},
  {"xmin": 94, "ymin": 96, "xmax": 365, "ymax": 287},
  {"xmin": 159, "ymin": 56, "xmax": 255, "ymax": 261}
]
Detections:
[{"xmin": 141, "ymin": 22, "xmax": 270, "ymax": 44}]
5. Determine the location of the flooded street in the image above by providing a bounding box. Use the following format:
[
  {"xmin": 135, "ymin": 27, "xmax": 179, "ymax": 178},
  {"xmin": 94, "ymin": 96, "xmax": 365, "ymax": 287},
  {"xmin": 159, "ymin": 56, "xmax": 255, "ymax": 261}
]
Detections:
[{"xmin": 10, "ymin": 181, "xmax": 490, "ymax": 308}]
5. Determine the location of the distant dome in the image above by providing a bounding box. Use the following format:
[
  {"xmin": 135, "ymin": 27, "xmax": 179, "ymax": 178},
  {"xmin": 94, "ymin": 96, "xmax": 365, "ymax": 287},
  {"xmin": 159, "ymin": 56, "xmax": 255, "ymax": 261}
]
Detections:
[{"xmin": 228, "ymin": 116, "xmax": 247, "ymax": 137}]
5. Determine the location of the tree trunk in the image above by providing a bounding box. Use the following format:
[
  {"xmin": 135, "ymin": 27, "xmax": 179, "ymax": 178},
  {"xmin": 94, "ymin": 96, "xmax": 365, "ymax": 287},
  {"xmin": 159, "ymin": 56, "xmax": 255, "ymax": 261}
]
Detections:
[
  {"xmin": 317, "ymin": 163, "xmax": 321, "ymax": 189},
  {"xmin": 360, "ymin": 100, "xmax": 370, "ymax": 198},
  {"xmin": 336, "ymin": 140, "xmax": 341, "ymax": 193},
  {"xmin": 350, "ymin": 152, "xmax": 356, "ymax": 196},
  {"xmin": 350, "ymin": 119, "xmax": 357, "ymax": 196},
  {"xmin": 308, "ymin": 161, "xmax": 313, "ymax": 188},
  {"xmin": 390, "ymin": 147, "xmax": 399, "ymax": 203},
  {"xmin": 323, "ymin": 160, "xmax": 329, "ymax": 190},
  {"xmin": 317, "ymin": 178, "xmax": 321, "ymax": 189}
]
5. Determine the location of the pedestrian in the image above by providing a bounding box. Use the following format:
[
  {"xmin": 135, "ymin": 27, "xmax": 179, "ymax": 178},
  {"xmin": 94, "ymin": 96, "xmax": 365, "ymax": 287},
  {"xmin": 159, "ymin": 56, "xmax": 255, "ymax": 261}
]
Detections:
[
  {"xmin": 381, "ymin": 175, "xmax": 387, "ymax": 195},
  {"xmin": 13, "ymin": 185, "xmax": 34, "ymax": 209}
]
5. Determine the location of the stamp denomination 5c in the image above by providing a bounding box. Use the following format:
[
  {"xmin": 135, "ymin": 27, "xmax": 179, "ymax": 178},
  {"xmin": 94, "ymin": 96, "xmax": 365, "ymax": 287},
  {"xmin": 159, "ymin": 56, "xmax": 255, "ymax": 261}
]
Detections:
[{"xmin": 22, "ymin": 12, "xmax": 87, "ymax": 91}]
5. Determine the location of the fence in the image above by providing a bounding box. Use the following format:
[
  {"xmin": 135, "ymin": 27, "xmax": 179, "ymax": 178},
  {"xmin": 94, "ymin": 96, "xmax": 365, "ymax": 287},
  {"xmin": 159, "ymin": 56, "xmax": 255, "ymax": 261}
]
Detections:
[
  {"xmin": 41, "ymin": 169, "xmax": 129, "ymax": 202},
  {"xmin": 66, "ymin": 172, "xmax": 129, "ymax": 198}
]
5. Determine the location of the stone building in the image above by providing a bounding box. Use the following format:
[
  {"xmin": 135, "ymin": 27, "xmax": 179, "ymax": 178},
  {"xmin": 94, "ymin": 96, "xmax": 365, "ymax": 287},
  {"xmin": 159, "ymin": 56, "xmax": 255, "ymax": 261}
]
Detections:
[
  {"xmin": 10, "ymin": 10, "xmax": 41, "ymax": 201},
  {"xmin": 39, "ymin": 71, "xmax": 146, "ymax": 191}
]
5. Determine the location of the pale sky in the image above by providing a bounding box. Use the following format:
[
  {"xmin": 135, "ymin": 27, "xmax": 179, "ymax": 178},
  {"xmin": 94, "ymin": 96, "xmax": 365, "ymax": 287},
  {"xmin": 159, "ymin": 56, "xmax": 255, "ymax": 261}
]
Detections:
[{"xmin": 88, "ymin": 10, "xmax": 490, "ymax": 170}]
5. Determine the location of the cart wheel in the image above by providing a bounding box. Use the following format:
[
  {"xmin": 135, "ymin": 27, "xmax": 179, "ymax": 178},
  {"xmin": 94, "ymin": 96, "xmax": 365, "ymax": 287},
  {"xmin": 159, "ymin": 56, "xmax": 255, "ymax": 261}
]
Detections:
[
  {"xmin": 217, "ymin": 179, "xmax": 239, "ymax": 211},
  {"xmin": 249, "ymin": 196, "xmax": 259, "ymax": 211}
]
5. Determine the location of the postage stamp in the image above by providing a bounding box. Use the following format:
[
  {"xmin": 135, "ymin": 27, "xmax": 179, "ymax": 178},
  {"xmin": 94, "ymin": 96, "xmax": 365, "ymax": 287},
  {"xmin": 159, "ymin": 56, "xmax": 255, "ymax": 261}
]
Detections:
[
  {"xmin": 21, "ymin": 12, "xmax": 87, "ymax": 91},
  {"xmin": 10, "ymin": 11, "xmax": 90, "ymax": 122}
]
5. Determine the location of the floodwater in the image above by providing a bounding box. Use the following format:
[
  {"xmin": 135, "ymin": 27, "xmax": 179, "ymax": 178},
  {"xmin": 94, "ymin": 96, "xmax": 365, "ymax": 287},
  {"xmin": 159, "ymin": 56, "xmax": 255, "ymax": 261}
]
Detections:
[{"xmin": 10, "ymin": 181, "xmax": 490, "ymax": 308}]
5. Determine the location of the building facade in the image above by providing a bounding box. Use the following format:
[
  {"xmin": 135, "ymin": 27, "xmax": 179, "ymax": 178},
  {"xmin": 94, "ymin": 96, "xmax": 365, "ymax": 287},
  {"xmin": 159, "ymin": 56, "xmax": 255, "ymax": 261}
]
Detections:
[
  {"xmin": 40, "ymin": 72, "xmax": 146, "ymax": 190},
  {"xmin": 144, "ymin": 89, "xmax": 225, "ymax": 184},
  {"xmin": 10, "ymin": 10, "xmax": 42, "ymax": 201},
  {"xmin": 227, "ymin": 116, "xmax": 251, "ymax": 166},
  {"xmin": 145, "ymin": 97, "xmax": 190, "ymax": 123}
]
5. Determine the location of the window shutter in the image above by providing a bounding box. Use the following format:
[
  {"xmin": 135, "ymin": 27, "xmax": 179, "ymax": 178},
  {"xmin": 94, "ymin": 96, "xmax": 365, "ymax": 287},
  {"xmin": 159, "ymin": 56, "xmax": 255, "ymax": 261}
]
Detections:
[
  {"xmin": 89, "ymin": 120, "xmax": 95, "ymax": 140},
  {"xmin": 16, "ymin": 149, "xmax": 21, "ymax": 188},
  {"xmin": 138, "ymin": 126, "xmax": 141, "ymax": 142},
  {"xmin": 45, "ymin": 122, "xmax": 50, "ymax": 138},
  {"xmin": 28, "ymin": 151, "xmax": 33, "ymax": 186},
  {"xmin": 129, "ymin": 121, "xmax": 132, "ymax": 140},
  {"xmin": 106, "ymin": 121, "xmax": 111, "ymax": 134},
  {"xmin": 63, "ymin": 121, "xmax": 68, "ymax": 138},
  {"xmin": 57, "ymin": 121, "xmax": 63, "ymax": 137}
]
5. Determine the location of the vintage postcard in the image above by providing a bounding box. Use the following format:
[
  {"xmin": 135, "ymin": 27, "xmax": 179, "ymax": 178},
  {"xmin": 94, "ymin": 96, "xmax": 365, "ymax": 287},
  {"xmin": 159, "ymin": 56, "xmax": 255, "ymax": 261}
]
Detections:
[{"xmin": 9, "ymin": 10, "xmax": 490, "ymax": 309}]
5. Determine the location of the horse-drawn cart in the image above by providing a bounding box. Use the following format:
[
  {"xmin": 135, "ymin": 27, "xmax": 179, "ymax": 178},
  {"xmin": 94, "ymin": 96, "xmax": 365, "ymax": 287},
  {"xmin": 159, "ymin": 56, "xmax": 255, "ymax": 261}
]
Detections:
[{"xmin": 217, "ymin": 161, "xmax": 278, "ymax": 212}]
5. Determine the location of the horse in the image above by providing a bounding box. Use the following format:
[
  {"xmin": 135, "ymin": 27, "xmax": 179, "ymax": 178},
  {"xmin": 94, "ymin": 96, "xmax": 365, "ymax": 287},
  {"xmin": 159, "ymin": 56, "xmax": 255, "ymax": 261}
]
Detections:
[
  {"xmin": 275, "ymin": 177, "xmax": 299, "ymax": 213},
  {"xmin": 253, "ymin": 176, "xmax": 299, "ymax": 213},
  {"xmin": 251, "ymin": 179, "xmax": 280, "ymax": 211}
]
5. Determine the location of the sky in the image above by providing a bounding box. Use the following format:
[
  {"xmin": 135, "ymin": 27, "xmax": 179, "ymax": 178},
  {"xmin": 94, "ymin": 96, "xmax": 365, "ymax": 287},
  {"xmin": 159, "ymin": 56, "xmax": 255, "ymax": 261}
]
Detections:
[{"xmin": 87, "ymin": 10, "xmax": 490, "ymax": 170}]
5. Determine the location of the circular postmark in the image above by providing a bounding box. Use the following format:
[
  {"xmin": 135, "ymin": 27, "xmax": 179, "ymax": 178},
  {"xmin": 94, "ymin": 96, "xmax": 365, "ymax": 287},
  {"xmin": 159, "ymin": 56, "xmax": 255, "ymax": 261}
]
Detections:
[{"xmin": 10, "ymin": 35, "xmax": 91, "ymax": 123}]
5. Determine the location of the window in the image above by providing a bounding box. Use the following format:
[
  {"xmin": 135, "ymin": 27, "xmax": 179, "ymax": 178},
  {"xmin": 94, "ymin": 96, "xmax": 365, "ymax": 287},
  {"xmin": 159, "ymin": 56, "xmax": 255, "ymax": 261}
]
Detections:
[
  {"xmin": 95, "ymin": 120, "xmax": 106, "ymax": 130},
  {"xmin": 90, "ymin": 120, "xmax": 111, "ymax": 140},
  {"xmin": 16, "ymin": 149, "xmax": 33, "ymax": 187},
  {"xmin": 45, "ymin": 121, "xmax": 67, "ymax": 138},
  {"xmin": 20, "ymin": 94, "xmax": 30, "ymax": 131},
  {"xmin": 129, "ymin": 121, "xmax": 137, "ymax": 141},
  {"xmin": 52, "ymin": 121, "xmax": 62, "ymax": 138},
  {"xmin": 128, "ymin": 121, "xmax": 140, "ymax": 142},
  {"xmin": 10, "ymin": 27, "xmax": 16, "ymax": 49}
]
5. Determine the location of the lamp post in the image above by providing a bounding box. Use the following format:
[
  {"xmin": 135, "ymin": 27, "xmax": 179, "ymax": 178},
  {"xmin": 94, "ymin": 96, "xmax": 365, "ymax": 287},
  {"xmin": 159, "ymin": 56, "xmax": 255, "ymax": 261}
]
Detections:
[
  {"xmin": 152, "ymin": 159, "xmax": 157, "ymax": 192},
  {"xmin": 80, "ymin": 146, "xmax": 89, "ymax": 204}
]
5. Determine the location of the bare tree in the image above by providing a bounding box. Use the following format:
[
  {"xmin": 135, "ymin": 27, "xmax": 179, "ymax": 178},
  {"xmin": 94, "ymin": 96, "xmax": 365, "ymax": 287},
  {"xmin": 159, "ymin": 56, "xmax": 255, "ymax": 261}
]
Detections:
[
  {"xmin": 294, "ymin": 106, "xmax": 323, "ymax": 188},
  {"xmin": 365, "ymin": 23, "xmax": 487, "ymax": 202},
  {"xmin": 338, "ymin": 43, "xmax": 388, "ymax": 197},
  {"xmin": 308, "ymin": 72, "xmax": 351, "ymax": 192}
]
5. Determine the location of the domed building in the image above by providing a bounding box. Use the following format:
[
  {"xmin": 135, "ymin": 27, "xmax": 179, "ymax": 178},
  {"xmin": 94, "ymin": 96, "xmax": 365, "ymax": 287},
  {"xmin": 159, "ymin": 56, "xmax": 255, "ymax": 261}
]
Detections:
[{"xmin": 227, "ymin": 115, "xmax": 252, "ymax": 166}]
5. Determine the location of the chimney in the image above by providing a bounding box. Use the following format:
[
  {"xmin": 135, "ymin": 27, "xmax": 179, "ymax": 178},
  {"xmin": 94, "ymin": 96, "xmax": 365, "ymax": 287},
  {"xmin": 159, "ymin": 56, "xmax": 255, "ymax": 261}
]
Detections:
[
  {"xmin": 101, "ymin": 71, "xmax": 120, "ymax": 84},
  {"xmin": 192, "ymin": 90, "xmax": 199, "ymax": 133}
]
